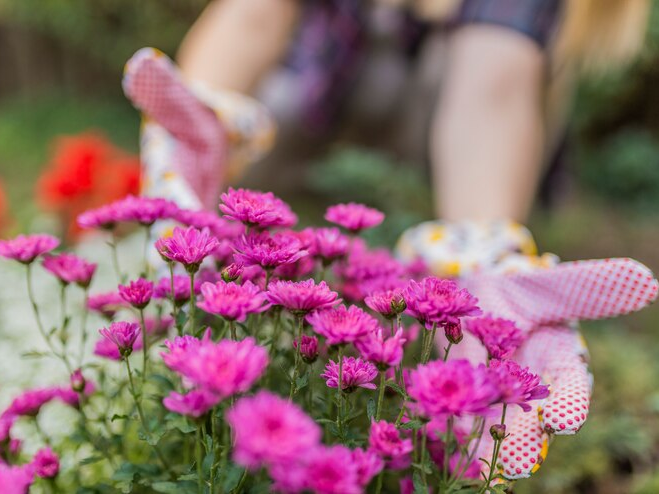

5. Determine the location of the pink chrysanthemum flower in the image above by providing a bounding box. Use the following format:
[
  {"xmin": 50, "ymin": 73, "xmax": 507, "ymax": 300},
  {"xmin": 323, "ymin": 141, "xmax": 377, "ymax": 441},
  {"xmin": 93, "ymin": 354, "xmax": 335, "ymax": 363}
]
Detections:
[
  {"xmin": 2, "ymin": 389, "xmax": 58, "ymax": 418},
  {"xmin": 369, "ymin": 420, "xmax": 413, "ymax": 459},
  {"xmin": 321, "ymin": 356, "xmax": 378, "ymax": 392},
  {"xmin": 466, "ymin": 316, "xmax": 526, "ymax": 359},
  {"xmin": 404, "ymin": 277, "xmax": 481, "ymax": 328},
  {"xmin": 0, "ymin": 234, "xmax": 59, "ymax": 265},
  {"xmin": 0, "ymin": 463, "xmax": 34, "ymax": 493},
  {"xmin": 118, "ymin": 278, "xmax": 153, "ymax": 309},
  {"xmin": 227, "ymin": 391, "xmax": 321, "ymax": 470},
  {"xmin": 293, "ymin": 335, "xmax": 319, "ymax": 364},
  {"xmin": 273, "ymin": 255, "xmax": 316, "ymax": 281},
  {"xmin": 163, "ymin": 390, "xmax": 219, "ymax": 418},
  {"xmin": 42, "ymin": 253, "xmax": 97, "ymax": 288},
  {"xmin": 364, "ymin": 289, "xmax": 407, "ymax": 319},
  {"xmin": 77, "ymin": 204, "xmax": 118, "ymax": 230},
  {"xmin": 409, "ymin": 359, "xmax": 500, "ymax": 417},
  {"xmin": 266, "ymin": 279, "xmax": 340, "ymax": 316},
  {"xmin": 307, "ymin": 305, "xmax": 379, "ymax": 346},
  {"xmin": 31, "ymin": 448, "xmax": 60, "ymax": 479},
  {"xmin": 307, "ymin": 227, "xmax": 350, "ymax": 264},
  {"xmin": 352, "ymin": 447, "xmax": 385, "ymax": 488},
  {"xmin": 155, "ymin": 226, "xmax": 219, "ymax": 273},
  {"xmin": 304, "ymin": 445, "xmax": 363, "ymax": 494},
  {"xmin": 87, "ymin": 291, "xmax": 127, "ymax": 319},
  {"xmin": 161, "ymin": 333, "xmax": 207, "ymax": 371},
  {"xmin": 325, "ymin": 202, "xmax": 385, "ymax": 233},
  {"xmin": 337, "ymin": 242, "xmax": 407, "ymax": 301},
  {"xmin": 233, "ymin": 231, "xmax": 308, "ymax": 270},
  {"xmin": 489, "ymin": 359, "xmax": 550, "ymax": 412},
  {"xmin": 154, "ymin": 274, "xmax": 196, "ymax": 306},
  {"xmin": 355, "ymin": 328, "xmax": 406, "ymax": 370},
  {"xmin": 163, "ymin": 337, "xmax": 268, "ymax": 400},
  {"xmin": 112, "ymin": 195, "xmax": 179, "ymax": 226},
  {"xmin": 220, "ymin": 187, "xmax": 297, "ymax": 229},
  {"xmin": 98, "ymin": 321, "xmax": 141, "ymax": 358},
  {"xmin": 197, "ymin": 281, "xmax": 270, "ymax": 322}
]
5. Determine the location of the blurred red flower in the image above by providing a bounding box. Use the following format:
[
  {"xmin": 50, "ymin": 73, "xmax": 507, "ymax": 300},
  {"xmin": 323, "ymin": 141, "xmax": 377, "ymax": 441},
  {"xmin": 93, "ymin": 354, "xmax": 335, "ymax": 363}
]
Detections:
[{"xmin": 37, "ymin": 133, "xmax": 140, "ymax": 241}]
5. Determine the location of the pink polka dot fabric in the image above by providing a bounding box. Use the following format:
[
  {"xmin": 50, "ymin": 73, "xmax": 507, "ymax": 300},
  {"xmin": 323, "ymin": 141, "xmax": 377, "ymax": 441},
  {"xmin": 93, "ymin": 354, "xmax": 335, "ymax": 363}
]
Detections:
[
  {"xmin": 463, "ymin": 258, "xmax": 658, "ymax": 332},
  {"xmin": 456, "ymin": 257, "xmax": 657, "ymax": 481},
  {"xmin": 123, "ymin": 47, "xmax": 227, "ymax": 210}
]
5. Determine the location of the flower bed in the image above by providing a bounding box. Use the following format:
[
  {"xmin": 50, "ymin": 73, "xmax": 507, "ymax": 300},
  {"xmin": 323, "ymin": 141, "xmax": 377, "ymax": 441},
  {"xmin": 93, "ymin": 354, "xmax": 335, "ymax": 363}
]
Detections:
[{"xmin": 0, "ymin": 190, "xmax": 563, "ymax": 493}]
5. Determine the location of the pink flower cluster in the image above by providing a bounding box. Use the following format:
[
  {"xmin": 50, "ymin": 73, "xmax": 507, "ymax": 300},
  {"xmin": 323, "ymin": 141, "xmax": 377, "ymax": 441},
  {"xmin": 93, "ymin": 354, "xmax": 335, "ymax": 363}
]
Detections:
[
  {"xmin": 228, "ymin": 391, "xmax": 383, "ymax": 494},
  {"xmin": 197, "ymin": 280, "xmax": 270, "ymax": 322},
  {"xmin": 43, "ymin": 252, "xmax": 97, "ymax": 287},
  {"xmin": 0, "ymin": 234, "xmax": 59, "ymax": 264},
  {"xmin": 155, "ymin": 226, "xmax": 219, "ymax": 272},
  {"xmin": 162, "ymin": 333, "xmax": 268, "ymax": 416},
  {"xmin": 77, "ymin": 195, "xmax": 178, "ymax": 228},
  {"xmin": 220, "ymin": 187, "xmax": 297, "ymax": 228}
]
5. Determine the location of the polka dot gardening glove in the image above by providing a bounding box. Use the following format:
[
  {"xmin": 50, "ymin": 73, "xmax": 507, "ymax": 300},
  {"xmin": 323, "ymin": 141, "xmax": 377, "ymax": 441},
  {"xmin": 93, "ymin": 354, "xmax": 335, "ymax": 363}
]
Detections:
[
  {"xmin": 122, "ymin": 47, "xmax": 276, "ymax": 211},
  {"xmin": 397, "ymin": 220, "xmax": 658, "ymax": 480}
]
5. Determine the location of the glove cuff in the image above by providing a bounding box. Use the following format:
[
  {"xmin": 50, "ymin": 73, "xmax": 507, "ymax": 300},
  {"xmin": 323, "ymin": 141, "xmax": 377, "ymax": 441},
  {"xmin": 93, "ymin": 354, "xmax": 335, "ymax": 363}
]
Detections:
[{"xmin": 396, "ymin": 220, "xmax": 557, "ymax": 277}]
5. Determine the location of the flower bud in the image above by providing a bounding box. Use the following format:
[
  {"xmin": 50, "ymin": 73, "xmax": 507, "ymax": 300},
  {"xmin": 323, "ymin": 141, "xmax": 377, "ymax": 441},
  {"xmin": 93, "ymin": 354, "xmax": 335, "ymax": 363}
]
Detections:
[
  {"xmin": 444, "ymin": 321, "xmax": 463, "ymax": 344},
  {"xmin": 293, "ymin": 335, "xmax": 319, "ymax": 364},
  {"xmin": 490, "ymin": 423, "xmax": 506, "ymax": 441},
  {"xmin": 70, "ymin": 369, "xmax": 86, "ymax": 393},
  {"xmin": 221, "ymin": 263, "xmax": 243, "ymax": 283},
  {"xmin": 390, "ymin": 296, "xmax": 407, "ymax": 315}
]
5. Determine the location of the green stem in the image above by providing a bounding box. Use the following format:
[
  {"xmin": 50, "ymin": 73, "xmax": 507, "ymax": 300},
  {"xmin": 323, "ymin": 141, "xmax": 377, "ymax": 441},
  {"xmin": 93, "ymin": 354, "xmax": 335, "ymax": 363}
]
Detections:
[
  {"xmin": 188, "ymin": 271, "xmax": 196, "ymax": 334},
  {"xmin": 78, "ymin": 289, "xmax": 89, "ymax": 367},
  {"xmin": 168, "ymin": 263, "xmax": 181, "ymax": 335},
  {"xmin": 443, "ymin": 342, "xmax": 453, "ymax": 362},
  {"xmin": 109, "ymin": 231, "xmax": 125, "ymax": 284},
  {"xmin": 232, "ymin": 469, "xmax": 248, "ymax": 493},
  {"xmin": 143, "ymin": 226, "xmax": 151, "ymax": 278},
  {"xmin": 269, "ymin": 310, "xmax": 282, "ymax": 357},
  {"xmin": 443, "ymin": 416, "xmax": 454, "ymax": 483},
  {"xmin": 479, "ymin": 405, "xmax": 508, "ymax": 494},
  {"xmin": 229, "ymin": 320, "xmax": 237, "ymax": 341},
  {"xmin": 422, "ymin": 325, "xmax": 437, "ymax": 364},
  {"xmin": 210, "ymin": 408, "xmax": 219, "ymax": 493},
  {"xmin": 374, "ymin": 470, "xmax": 384, "ymax": 494},
  {"xmin": 139, "ymin": 309, "xmax": 148, "ymax": 387},
  {"xmin": 196, "ymin": 427, "xmax": 204, "ymax": 494},
  {"xmin": 336, "ymin": 345, "xmax": 345, "ymax": 438},
  {"xmin": 289, "ymin": 315, "xmax": 304, "ymax": 400},
  {"xmin": 420, "ymin": 425, "xmax": 429, "ymax": 488},
  {"xmin": 264, "ymin": 269, "xmax": 272, "ymax": 290},
  {"xmin": 375, "ymin": 371, "xmax": 386, "ymax": 421},
  {"xmin": 125, "ymin": 357, "xmax": 172, "ymax": 476},
  {"xmin": 26, "ymin": 265, "xmax": 72, "ymax": 372}
]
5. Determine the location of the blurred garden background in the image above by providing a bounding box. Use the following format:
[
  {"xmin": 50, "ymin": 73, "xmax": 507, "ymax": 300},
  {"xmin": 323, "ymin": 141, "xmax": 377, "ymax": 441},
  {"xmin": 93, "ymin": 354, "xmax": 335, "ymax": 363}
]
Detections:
[{"xmin": 0, "ymin": 1, "xmax": 659, "ymax": 493}]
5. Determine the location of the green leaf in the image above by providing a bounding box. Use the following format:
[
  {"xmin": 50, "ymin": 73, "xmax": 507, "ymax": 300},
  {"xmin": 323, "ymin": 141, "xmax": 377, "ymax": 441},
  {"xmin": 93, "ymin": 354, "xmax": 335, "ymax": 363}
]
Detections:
[
  {"xmin": 222, "ymin": 465, "xmax": 244, "ymax": 491},
  {"xmin": 386, "ymin": 380, "xmax": 407, "ymax": 398},
  {"xmin": 295, "ymin": 373, "xmax": 309, "ymax": 391},
  {"xmin": 400, "ymin": 420, "xmax": 424, "ymax": 431},
  {"xmin": 175, "ymin": 310, "xmax": 188, "ymax": 329},
  {"xmin": 152, "ymin": 481, "xmax": 198, "ymax": 494},
  {"xmin": 412, "ymin": 470, "xmax": 427, "ymax": 494},
  {"xmin": 79, "ymin": 456, "xmax": 104, "ymax": 465},
  {"xmin": 20, "ymin": 350, "xmax": 49, "ymax": 359},
  {"xmin": 367, "ymin": 398, "xmax": 376, "ymax": 420}
]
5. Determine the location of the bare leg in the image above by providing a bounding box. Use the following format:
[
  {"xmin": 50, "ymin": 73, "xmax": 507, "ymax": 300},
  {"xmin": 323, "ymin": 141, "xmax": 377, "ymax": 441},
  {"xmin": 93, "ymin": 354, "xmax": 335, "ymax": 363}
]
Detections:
[
  {"xmin": 178, "ymin": 0, "xmax": 301, "ymax": 94},
  {"xmin": 431, "ymin": 25, "xmax": 545, "ymax": 222}
]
